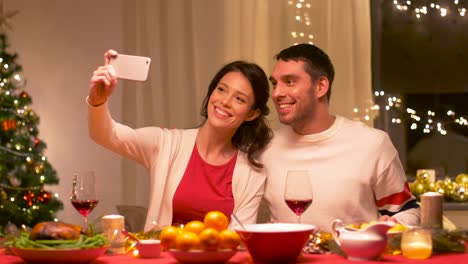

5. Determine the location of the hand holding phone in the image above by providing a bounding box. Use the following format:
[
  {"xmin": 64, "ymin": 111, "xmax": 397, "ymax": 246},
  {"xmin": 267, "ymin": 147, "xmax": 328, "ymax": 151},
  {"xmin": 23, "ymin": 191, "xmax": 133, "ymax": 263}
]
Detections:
[{"xmin": 110, "ymin": 54, "xmax": 151, "ymax": 81}]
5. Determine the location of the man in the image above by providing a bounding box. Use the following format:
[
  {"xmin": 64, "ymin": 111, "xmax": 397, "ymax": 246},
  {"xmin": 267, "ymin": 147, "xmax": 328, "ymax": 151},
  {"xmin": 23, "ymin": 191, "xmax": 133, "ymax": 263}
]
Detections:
[{"xmin": 262, "ymin": 43, "xmax": 420, "ymax": 231}]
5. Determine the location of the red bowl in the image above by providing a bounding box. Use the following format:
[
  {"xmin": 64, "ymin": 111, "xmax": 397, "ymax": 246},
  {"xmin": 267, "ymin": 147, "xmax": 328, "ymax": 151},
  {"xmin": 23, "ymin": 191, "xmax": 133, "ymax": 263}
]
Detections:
[{"xmin": 234, "ymin": 223, "xmax": 316, "ymax": 263}]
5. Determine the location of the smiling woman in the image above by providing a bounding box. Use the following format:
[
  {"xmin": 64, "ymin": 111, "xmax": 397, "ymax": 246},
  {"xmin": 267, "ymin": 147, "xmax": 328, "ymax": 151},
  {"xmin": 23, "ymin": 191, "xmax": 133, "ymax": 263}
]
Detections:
[{"xmin": 88, "ymin": 53, "xmax": 273, "ymax": 231}]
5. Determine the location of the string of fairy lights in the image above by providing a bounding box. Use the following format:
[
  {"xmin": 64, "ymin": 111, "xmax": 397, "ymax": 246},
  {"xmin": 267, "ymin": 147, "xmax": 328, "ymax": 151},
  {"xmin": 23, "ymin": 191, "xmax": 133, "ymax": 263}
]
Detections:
[
  {"xmin": 287, "ymin": 0, "xmax": 468, "ymax": 135},
  {"xmin": 392, "ymin": 0, "xmax": 466, "ymax": 18},
  {"xmin": 287, "ymin": 0, "xmax": 314, "ymax": 45},
  {"xmin": 357, "ymin": 92, "xmax": 468, "ymax": 135}
]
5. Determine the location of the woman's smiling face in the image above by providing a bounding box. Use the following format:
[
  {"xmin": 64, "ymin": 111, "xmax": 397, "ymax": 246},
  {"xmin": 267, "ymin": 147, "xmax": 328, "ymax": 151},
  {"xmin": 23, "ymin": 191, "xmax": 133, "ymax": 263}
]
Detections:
[{"xmin": 207, "ymin": 71, "xmax": 259, "ymax": 131}]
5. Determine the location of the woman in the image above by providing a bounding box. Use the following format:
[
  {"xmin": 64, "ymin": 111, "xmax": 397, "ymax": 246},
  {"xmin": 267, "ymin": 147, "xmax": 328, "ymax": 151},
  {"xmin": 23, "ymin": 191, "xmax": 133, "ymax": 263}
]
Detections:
[{"xmin": 88, "ymin": 50, "xmax": 272, "ymax": 231}]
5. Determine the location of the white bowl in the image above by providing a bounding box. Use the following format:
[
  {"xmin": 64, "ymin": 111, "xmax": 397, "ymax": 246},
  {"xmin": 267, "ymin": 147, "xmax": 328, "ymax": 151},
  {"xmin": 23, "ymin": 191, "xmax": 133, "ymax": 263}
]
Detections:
[
  {"xmin": 136, "ymin": 239, "xmax": 161, "ymax": 258},
  {"xmin": 234, "ymin": 223, "xmax": 316, "ymax": 263}
]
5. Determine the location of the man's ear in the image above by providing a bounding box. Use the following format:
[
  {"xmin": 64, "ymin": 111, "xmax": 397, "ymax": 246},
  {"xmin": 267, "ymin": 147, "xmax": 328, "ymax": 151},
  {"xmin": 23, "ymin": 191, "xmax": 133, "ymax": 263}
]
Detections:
[
  {"xmin": 245, "ymin": 108, "xmax": 261, "ymax": 122},
  {"xmin": 315, "ymin": 77, "xmax": 329, "ymax": 99}
]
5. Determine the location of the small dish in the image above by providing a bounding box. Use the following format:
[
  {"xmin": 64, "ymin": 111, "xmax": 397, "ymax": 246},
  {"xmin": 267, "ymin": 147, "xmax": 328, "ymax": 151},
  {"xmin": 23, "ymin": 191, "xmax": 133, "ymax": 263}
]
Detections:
[
  {"xmin": 136, "ymin": 239, "xmax": 161, "ymax": 258},
  {"xmin": 168, "ymin": 249, "xmax": 236, "ymax": 264}
]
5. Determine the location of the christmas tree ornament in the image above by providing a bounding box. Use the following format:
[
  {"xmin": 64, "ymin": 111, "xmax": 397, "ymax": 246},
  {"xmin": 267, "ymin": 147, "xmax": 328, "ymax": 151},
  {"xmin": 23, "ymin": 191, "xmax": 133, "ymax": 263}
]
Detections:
[
  {"xmin": 23, "ymin": 190, "xmax": 35, "ymax": 207},
  {"xmin": 37, "ymin": 189, "xmax": 51, "ymax": 204},
  {"xmin": 1, "ymin": 119, "xmax": 17, "ymax": 131},
  {"xmin": 0, "ymin": 1, "xmax": 18, "ymax": 31},
  {"xmin": 24, "ymin": 109, "xmax": 34, "ymax": 118},
  {"xmin": 409, "ymin": 181, "xmax": 429, "ymax": 200},
  {"xmin": 443, "ymin": 178, "xmax": 456, "ymax": 199},
  {"xmin": 8, "ymin": 174, "xmax": 21, "ymax": 186},
  {"xmin": 1, "ymin": 189, "xmax": 6, "ymax": 200},
  {"xmin": 416, "ymin": 171, "xmax": 431, "ymax": 184},
  {"xmin": 19, "ymin": 91, "xmax": 29, "ymax": 99},
  {"xmin": 34, "ymin": 163, "xmax": 45, "ymax": 174},
  {"xmin": 26, "ymin": 159, "xmax": 36, "ymax": 170},
  {"xmin": 455, "ymin": 173, "xmax": 468, "ymax": 185},
  {"xmin": 443, "ymin": 177, "xmax": 453, "ymax": 185},
  {"xmin": 450, "ymin": 184, "xmax": 468, "ymax": 202},
  {"xmin": 433, "ymin": 180, "xmax": 446, "ymax": 195}
]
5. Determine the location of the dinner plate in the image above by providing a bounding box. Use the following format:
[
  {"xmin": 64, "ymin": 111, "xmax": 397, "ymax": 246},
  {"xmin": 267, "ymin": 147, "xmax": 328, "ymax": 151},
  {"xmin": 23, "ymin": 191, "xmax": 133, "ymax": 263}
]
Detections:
[
  {"xmin": 168, "ymin": 249, "xmax": 237, "ymax": 264},
  {"xmin": 387, "ymin": 225, "xmax": 415, "ymax": 236},
  {"xmin": 345, "ymin": 223, "xmax": 412, "ymax": 236},
  {"xmin": 9, "ymin": 245, "xmax": 109, "ymax": 264}
]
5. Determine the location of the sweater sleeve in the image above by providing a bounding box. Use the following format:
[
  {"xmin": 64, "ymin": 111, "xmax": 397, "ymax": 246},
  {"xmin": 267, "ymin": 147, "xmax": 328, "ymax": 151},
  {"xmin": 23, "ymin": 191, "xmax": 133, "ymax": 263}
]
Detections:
[
  {"xmin": 87, "ymin": 98, "xmax": 161, "ymax": 169},
  {"xmin": 230, "ymin": 156, "xmax": 266, "ymax": 225},
  {"xmin": 373, "ymin": 135, "xmax": 420, "ymax": 226}
]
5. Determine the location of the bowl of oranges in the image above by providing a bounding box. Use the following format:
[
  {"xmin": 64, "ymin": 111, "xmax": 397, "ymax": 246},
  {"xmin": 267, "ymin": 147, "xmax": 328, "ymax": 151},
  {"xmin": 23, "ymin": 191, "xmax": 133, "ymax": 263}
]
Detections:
[{"xmin": 161, "ymin": 211, "xmax": 240, "ymax": 263}]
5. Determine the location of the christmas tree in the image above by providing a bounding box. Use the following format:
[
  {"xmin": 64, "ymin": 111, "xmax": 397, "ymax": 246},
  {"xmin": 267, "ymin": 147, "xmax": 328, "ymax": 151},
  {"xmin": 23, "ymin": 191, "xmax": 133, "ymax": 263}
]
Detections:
[{"xmin": 0, "ymin": 31, "xmax": 63, "ymax": 233}]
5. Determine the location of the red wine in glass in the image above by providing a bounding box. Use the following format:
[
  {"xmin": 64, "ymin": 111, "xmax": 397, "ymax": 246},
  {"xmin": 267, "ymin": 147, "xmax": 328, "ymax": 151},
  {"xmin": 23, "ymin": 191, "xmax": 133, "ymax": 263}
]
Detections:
[
  {"xmin": 71, "ymin": 199, "xmax": 99, "ymax": 218},
  {"xmin": 71, "ymin": 171, "xmax": 98, "ymax": 227},
  {"xmin": 285, "ymin": 199, "xmax": 312, "ymax": 216},
  {"xmin": 284, "ymin": 170, "xmax": 313, "ymax": 223}
]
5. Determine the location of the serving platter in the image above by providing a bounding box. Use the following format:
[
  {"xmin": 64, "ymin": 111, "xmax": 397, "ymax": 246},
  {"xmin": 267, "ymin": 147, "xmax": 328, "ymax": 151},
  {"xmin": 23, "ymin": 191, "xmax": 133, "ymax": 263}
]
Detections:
[
  {"xmin": 9, "ymin": 245, "xmax": 108, "ymax": 264},
  {"xmin": 168, "ymin": 249, "xmax": 237, "ymax": 264}
]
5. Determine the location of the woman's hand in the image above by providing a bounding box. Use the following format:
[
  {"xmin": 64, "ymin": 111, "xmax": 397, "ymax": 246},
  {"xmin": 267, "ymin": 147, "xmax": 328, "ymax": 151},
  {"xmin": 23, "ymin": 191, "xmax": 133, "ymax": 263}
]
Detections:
[{"xmin": 88, "ymin": 49, "xmax": 118, "ymax": 106}]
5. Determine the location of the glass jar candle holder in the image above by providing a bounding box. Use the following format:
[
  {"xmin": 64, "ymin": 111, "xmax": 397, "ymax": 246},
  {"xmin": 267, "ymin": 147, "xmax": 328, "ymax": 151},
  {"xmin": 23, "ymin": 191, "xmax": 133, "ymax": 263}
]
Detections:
[{"xmin": 401, "ymin": 228, "xmax": 432, "ymax": 259}]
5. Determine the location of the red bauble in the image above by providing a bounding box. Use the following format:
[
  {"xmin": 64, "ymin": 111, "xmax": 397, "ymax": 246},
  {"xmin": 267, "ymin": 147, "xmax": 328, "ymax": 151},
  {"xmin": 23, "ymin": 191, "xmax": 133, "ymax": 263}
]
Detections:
[
  {"xmin": 1, "ymin": 119, "xmax": 17, "ymax": 131},
  {"xmin": 20, "ymin": 91, "xmax": 30, "ymax": 99},
  {"xmin": 37, "ymin": 190, "xmax": 51, "ymax": 204},
  {"xmin": 23, "ymin": 190, "xmax": 35, "ymax": 207}
]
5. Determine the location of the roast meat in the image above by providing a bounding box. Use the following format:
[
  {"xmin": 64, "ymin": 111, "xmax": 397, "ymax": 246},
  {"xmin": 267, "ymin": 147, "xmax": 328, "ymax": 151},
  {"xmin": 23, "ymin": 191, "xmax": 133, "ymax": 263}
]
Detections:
[{"xmin": 29, "ymin": 221, "xmax": 83, "ymax": 240}]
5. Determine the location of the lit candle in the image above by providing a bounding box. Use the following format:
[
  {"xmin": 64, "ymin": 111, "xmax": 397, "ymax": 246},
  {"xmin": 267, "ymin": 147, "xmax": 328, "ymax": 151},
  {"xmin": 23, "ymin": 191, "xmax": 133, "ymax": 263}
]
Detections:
[
  {"xmin": 420, "ymin": 192, "xmax": 443, "ymax": 229},
  {"xmin": 101, "ymin": 214, "xmax": 125, "ymax": 254},
  {"xmin": 401, "ymin": 228, "xmax": 432, "ymax": 259}
]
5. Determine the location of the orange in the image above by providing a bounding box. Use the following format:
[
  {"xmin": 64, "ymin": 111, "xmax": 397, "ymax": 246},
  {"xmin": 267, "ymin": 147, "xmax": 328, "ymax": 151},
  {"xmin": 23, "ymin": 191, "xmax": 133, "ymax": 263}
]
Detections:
[
  {"xmin": 175, "ymin": 231, "xmax": 200, "ymax": 251},
  {"xmin": 199, "ymin": 227, "xmax": 220, "ymax": 251},
  {"xmin": 203, "ymin": 211, "xmax": 229, "ymax": 232},
  {"xmin": 219, "ymin": 229, "xmax": 241, "ymax": 250},
  {"xmin": 184, "ymin": 220, "xmax": 205, "ymax": 235},
  {"xmin": 160, "ymin": 226, "xmax": 182, "ymax": 250}
]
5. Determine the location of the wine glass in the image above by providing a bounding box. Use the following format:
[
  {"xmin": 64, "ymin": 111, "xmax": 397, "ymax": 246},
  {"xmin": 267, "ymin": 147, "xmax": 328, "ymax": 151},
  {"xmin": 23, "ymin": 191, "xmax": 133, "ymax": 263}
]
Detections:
[
  {"xmin": 284, "ymin": 170, "xmax": 313, "ymax": 223},
  {"xmin": 70, "ymin": 171, "xmax": 99, "ymax": 227}
]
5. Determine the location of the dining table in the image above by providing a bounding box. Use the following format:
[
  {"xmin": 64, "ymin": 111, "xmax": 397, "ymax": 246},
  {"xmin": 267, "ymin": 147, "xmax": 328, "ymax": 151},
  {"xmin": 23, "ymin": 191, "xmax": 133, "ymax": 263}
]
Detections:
[{"xmin": 1, "ymin": 248, "xmax": 468, "ymax": 264}]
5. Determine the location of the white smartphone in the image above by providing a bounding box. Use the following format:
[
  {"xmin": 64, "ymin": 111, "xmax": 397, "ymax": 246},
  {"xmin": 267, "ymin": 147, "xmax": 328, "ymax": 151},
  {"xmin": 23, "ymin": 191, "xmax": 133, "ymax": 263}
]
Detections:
[{"xmin": 110, "ymin": 54, "xmax": 151, "ymax": 81}]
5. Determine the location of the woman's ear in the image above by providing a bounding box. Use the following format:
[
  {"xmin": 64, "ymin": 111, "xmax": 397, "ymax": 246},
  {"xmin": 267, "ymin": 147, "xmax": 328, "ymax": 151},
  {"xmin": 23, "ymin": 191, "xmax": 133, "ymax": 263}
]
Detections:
[{"xmin": 245, "ymin": 108, "xmax": 261, "ymax": 122}]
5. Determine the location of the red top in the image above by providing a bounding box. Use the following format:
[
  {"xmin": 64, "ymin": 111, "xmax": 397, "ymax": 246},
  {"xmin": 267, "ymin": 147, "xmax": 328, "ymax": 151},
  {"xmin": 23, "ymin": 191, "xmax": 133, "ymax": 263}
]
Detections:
[{"xmin": 172, "ymin": 144, "xmax": 236, "ymax": 224}]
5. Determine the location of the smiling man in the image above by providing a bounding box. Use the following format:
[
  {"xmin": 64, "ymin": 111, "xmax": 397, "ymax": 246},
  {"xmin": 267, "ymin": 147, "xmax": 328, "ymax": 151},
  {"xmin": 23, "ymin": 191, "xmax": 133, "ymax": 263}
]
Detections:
[{"xmin": 261, "ymin": 44, "xmax": 420, "ymax": 231}]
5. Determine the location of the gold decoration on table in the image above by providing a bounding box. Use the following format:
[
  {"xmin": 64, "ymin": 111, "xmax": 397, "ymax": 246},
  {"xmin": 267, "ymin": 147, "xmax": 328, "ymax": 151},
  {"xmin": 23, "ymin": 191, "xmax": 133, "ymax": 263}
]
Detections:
[
  {"xmin": 455, "ymin": 173, "xmax": 468, "ymax": 185},
  {"xmin": 303, "ymin": 230, "xmax": 334, "ymax": 254},
  {"xmin": 451, "ymin": 184, "xmax": 468, "ymax": 202},
  {"xmin": 409, "ymin": 169, "xmax": 468, "ymax": 203},
  {"xmin": 123, "ymin": 229, "xmax": 161, "ymax": 255},
  {"xmin": 409, "ymin": 181, "xmax": 429, "ymax": 200}
]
